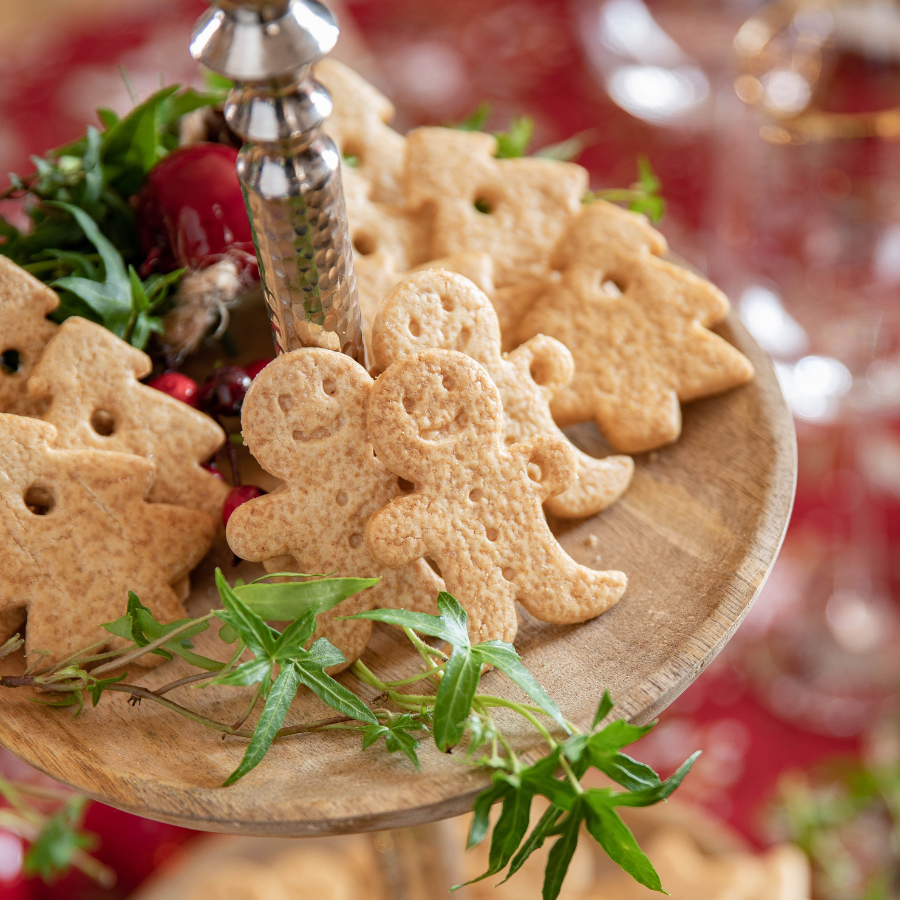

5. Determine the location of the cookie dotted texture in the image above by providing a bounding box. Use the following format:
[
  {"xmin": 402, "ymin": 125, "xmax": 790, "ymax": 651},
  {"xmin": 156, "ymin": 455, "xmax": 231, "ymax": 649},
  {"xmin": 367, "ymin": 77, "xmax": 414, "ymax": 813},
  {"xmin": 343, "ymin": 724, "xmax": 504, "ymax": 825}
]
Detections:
[
  {"xmin": 517, "ymin": 201, "xmax": 756, "ymax": 453},
  {"xmin": 225, "ymin": 349, "xmax": 442, "ymax": 669},
  {"xmin": 316, "ymin": 59, "xmax": 428, "ymax": 273},
  {"xmin": 365, "ymin": 349, "xmax": 627, "ymax": 645},
  {"xmin": 29, "ymin": 316, "xmax": 228, "ymax": 520},
  {"xmin": 0, "ymin": 415, "xmax": 215, "ymax": 663},
  {"xmin": 372, "ymin": 270, "xmax": 634, "ymax": 518},
  {"xmin": 0, "ymin": 257, "xmax": 58, "ymax": 418},
  {"xmin": 404, "ymin": 127, "xmax": 588, "ymax": 288}
]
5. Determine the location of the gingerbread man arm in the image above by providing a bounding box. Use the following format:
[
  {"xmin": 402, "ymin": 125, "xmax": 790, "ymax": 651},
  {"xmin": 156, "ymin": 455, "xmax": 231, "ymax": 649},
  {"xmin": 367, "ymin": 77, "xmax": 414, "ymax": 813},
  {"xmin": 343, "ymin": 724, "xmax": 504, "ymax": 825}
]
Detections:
[
  {"xmin": 226, "ymin": 488, "xmax": 297, "ymax": 562},
  {"xmin": 511, "ymin": 434, "xmax": 577, "ymax": 501},
  {"xmin": 506, "ymin": 334, "xmax": 574, "ymax": 398},
  {"xmin": 365, "ymin": 494, "xmax": 429, "ymax": 569}
]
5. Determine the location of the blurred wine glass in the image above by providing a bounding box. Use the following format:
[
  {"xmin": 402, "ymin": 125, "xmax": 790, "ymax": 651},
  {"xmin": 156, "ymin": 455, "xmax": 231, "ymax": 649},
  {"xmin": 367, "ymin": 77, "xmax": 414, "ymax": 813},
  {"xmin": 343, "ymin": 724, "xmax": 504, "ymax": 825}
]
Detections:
[{"xmin": 710, "ymin": 0, "xmax": 900, "ymax": 736}]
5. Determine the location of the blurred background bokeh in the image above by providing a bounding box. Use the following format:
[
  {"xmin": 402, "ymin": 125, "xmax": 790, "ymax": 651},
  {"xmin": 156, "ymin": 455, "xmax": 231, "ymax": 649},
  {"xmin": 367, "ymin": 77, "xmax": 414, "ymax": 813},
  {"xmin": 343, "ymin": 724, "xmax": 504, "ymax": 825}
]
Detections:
[{"xmin": 2, "ymin": 0, "xmax": 900, "ymax": 897}]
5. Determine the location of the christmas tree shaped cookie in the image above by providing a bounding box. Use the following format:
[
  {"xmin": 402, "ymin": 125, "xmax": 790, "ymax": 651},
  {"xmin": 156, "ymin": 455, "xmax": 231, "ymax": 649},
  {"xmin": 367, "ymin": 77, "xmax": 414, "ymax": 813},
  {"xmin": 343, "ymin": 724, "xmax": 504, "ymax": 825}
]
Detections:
[
  {"xmin": 28, "ymin": 317, "xmax": 228, "ymax": 519},
  {"xmin": 372, "ymin": 270, "xmax": 634, "ymax": 518},
  {"xmin": 404, "ymin": 127, "xmax": 588, "ymax": 287},
  {"xmin": 0, "ymin": 415, "xmax": 215, "ymax": 663},
  {"xmin": 0, "ymin": 257, "xmax": 59, "ymax": 417},
  {"xmin": 226, "ymin": 349, "xmax": 442, "ymax": 669},
  {"xmin": 517, "ymin": 201, "xmax": 755, "ymax": 453}
]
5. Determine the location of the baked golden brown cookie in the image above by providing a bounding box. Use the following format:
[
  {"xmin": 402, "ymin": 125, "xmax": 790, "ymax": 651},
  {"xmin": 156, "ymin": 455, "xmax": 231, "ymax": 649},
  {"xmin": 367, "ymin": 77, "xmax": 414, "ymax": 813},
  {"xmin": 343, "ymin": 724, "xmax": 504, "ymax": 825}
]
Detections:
[
  {"xmin": 0, "ymin": 257, "xmax": 59, "ymax": 418},
  {"xmin": 0, "ymin": 415, "xmax": 214, "ymax": 663},
  {"xmin": 225, "ymin": 349, "xmax": 442, "ymax": 669},
  {"xmin": 517, "ymin": 201, "xmax": 755, "ymax": 453},
  {"xmin": 29, "ymin": 316, "xmax": 228, "ymax": 519},
  {"xmin": 372, "ymin": 270, "xmax": 633, "ymax": 518},
  {"xmin": 365, "ymin": 349, "xmax": 626, "ymax": 645}
]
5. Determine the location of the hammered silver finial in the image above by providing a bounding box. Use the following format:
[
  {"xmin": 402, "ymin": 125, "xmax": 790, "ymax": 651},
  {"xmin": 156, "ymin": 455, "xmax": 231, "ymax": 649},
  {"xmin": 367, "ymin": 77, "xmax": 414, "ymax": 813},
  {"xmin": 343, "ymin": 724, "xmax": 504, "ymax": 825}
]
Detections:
[{"xmin": 191, "ymin": 0, "xmax": 365, "ymax": 364}]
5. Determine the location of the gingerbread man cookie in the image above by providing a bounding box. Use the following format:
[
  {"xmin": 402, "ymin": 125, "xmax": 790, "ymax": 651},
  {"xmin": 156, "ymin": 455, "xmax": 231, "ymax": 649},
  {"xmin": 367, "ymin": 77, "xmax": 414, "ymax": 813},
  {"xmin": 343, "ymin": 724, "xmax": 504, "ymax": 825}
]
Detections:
[
  {"xmin": 404, "ymin": 127, "xmax": 588, "ymax": 287},
  {"xmin": 0, "ymin": 257, "xmax": 59, "ymax": 418},
  {"xmin": 0, "ymin": 415, "xmax": 215, "ymax": 663},
  {"xmin": 365, "ymin": 349, "xmax": 627, "ymax": 645},
  {"xmin": 29, "ymin": 317, "xmax": 228, "ymax": 519},
  {"xmin": 225, "ymin": 349, "xmax": 442, "ymax": 668},
  {"xmin": 517, "ymin": 201, "xmax": 755, "ymax": 453},
  {"xmin": 372, "ymin": 270, "xmax": 634, "ymax": 518}
]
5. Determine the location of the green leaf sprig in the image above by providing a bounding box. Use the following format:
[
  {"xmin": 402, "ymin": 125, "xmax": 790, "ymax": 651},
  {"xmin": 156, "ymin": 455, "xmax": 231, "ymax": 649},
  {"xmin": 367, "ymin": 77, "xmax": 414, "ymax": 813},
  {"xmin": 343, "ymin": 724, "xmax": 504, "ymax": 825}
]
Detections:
[
  {"xmin": 0, "ymin": 577, "xmax": 697, "ymax": 898},
  {"xmin": 588, "ymin": 154, "xmax": 666, "ymax": 222}
]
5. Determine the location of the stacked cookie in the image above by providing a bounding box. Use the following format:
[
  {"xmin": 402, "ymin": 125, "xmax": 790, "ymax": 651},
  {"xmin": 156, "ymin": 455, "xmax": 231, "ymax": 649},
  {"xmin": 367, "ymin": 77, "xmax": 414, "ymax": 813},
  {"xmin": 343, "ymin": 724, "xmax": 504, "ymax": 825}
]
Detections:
[{"xmin": 0, "ymin": 258, "xmax": 224, "ymax": 663}]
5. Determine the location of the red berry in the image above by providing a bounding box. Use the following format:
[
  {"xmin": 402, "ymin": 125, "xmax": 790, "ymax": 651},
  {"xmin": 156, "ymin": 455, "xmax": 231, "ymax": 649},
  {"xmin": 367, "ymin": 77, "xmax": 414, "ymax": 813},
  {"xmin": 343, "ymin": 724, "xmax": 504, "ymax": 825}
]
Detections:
[
  {"xmin": 244, "ymin": 358, "xmax": 273, "ymax": 380},
  {"xmin": 200, "ymin": 365, "xmax": 252, "ymax": 416},
  {"xmin": 202, "ymin": 460, "xmax": 226, "ymax": 481},
  {"xmin": 147, "ymin": 371, "xmax": 200, "ymax": 407},
  {"xmin": 136, "ymin": 143, "xmax": 258, "ymax": 279},
  {"xmin": 223, "ymin": 484, "xmax": 265, "ymax": 527}
]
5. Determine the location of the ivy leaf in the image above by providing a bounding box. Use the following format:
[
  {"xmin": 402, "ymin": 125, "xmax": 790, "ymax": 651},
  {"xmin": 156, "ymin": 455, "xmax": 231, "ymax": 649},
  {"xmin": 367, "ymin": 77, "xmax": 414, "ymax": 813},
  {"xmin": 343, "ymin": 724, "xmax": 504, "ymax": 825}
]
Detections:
[
  {"xmin": 472, "ymin": 641, "xmax": 567, "ymax": 732},
  {"xmin": 447, "ymin": 102, "xmax": 491, "ymax": 132},
  {"xmin": 542, "ymin": 796, "xmax": 585, "ymax": 900},
  {"xmin": 23, "ymin": 796, "xmax": 95, "ymax": 883},
  {"xmin": 214, "ymin": 569, "xmax": 277, "ymax": 659},
  {"xmin": 612, "ymin": 751, "xmax": 701, "ymax": 807},
  {"xmin": 361, "ymin": 713, "xmax": 426, "ymax": 770},
  {"xmin": 583, "ymin": 789, "xmax": 663, "ymax": 892},
  {"xmin": 272, "ymin": 612, "xmax": 318, "ymax": 659},
  {"xmin": 89, "ymin": 672, "xmax": 127, "ymax": 707},
  {"xmin": 501, "ymin": 803, "xmax": 565, "ymax": 884},
  {"xmin": 534, "ymin": 129, "xmax": 599, "ymax": 162},
  {"xmin": 293, "ymin": 646, "xmax": 377, "ymax": 725},
  {"xmin": 592, "ymin": 690, "xmax": 614, "ymax": 730},
  {"xmin": 433, "ymin": 645, "xmax": 482, "ymax": 751},
  {"xmin": 347, "ymin": 591, "xmax": 471, "ymax": 649},
  {"xmin": 223, "ymin": 662, "xmax": 302, "ymax": 786},
  {"xmin": 235, "ymin": 576, "xmax": 379, "ymax": 621}
]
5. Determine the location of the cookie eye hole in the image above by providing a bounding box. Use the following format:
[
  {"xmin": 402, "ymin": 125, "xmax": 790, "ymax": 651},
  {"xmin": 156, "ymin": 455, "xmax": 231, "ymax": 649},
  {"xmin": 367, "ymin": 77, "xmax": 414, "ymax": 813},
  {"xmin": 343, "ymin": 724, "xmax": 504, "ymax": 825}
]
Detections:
[
  {"xmin": 469, "ymin": 489, "xmax": 482, "ymax": 502},
  {"xmin": 473, "ymin": 197, "xmax": 493, "ymax": 214},
  {"xmin": 90, "ymin": 409, "xmax": 116, "ymax": 437},
  {"xmin": 397, "ymin": 477, "xmax": 414, "ymax": 492},
  {"xmin": 1, "ymin": 349, "xmax": 21, "ymax": 374},
  {"xmin": 336, "ymin": 491, "xmax": 348, "ymax": 506},
  {"xmin": 441, "ymin": 295, "xmax": 455, "ymax": 312},
  {"xmin": 353, "ymin": 232, "xmax": 375, "ymax": 255},
  {"xmin": 408, "ymin": 318, "xmax": 422, "ymax": 337},
  {"xmin": 442, "ymin": 374, "xmax": 454, "ymax": 390},
  {"xmin": 402, "ymin": 395, "xmax": 415, "ymax": 413},
  {"xmin": 278, "ymin": 393, "xmax": 293, "ymax": 412},
  {"xmin": 527, "ymin": 462, "xmax": 543, "ymax": 482},
  {"xmin": 322, "ymin": 378, "xmax": 337, "ymax": 396},
  {"xmin": 485, "ymin": 527, "xmax": 499, "ymax": 542},
  {"xmin": 348, "ymin": 533, "xmax": 364, "ymax": 549},
  {"xmin": 602, "ymin": 277, "xmax": 626, "ymax": 296},
  {"xmin": 24, "ymin": 484, "xmax": 55, "ymax": 516},
  {"xmin": 502, "ymin": 567, "xmax": 516, "ymax": 581}
]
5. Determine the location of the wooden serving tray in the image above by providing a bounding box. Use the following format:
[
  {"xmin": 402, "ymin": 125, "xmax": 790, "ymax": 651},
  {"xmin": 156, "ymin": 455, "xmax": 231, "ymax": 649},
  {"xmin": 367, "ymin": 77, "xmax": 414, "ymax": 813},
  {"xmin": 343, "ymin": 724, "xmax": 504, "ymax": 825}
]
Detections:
[{"xmin": 0, "ymin": 311, "xmax": 795, "ymax": 837}]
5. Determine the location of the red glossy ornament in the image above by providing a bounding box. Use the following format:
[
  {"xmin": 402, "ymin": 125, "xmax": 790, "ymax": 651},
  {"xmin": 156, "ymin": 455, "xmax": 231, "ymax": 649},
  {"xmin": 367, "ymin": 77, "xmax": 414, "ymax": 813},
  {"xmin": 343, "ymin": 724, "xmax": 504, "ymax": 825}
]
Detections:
[
  {"xmin": 136, "ymin": 143, "xmax": 257, "ymax": 278},
  {"xmin": 147, "ymin": 371, "xmax": 200, "ymax": 407},
  {"xmin": 222, "ymin": 484, "xmax": 265, "ymax": 527},
  {"xmin": 199, "ymin": 365, "xmax": 252, "ymax": 416},
  {"xmin": 244, "ymin": 358, "xmax": 273, "ymax": 380}
]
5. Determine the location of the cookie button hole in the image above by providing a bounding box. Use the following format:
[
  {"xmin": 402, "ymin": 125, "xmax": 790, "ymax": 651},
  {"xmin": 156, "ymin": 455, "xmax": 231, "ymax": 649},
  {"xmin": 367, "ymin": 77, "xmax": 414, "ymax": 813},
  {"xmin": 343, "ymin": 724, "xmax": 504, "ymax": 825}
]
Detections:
[
  {"xmin": 322, "ymin": 378, "xmax": 336, "ymax": 395},
  {"xmin": 398, "ymin": 477, "xmax": 414, "ymax": 492},
  {"xmin": 527, "ymin": 462, "xmax": 543, "ymax": 482},
  {"xmin": 529, "ymin": 357, "xmax": 557, "ymax": 387},
  {"xmin": 336, "ymin": 491, "xmax": 348, "ymax": 506},
  {"xmin": 24, "ymin": 485, "xmax": 55, "ymax": 516},
  {"xmin": 408, "ymin": 318, "xmax": 422, "ymax": 337},
  {"xmin": 353, "ymin": 232, "xmax": 375, "ymax": 255},
  {"xmin": 502, "ymin": 567, "xmax": 516, "ymax": 581},
  {"xmin": 473, "ymin": 197, "xmax": 494, "ymax": 214},
  {"xmin": 601, "ymin": 277, "xmax": 626, "ymax": 296},
  {"xmin": 349, "ymin": 533, "xmax": 363, "ymax": 549},
  {"xmin": 90, "ymin": 409, "xmax": 116, "ymax": 437},
  {"xmin": 1, "ymin": 349, "xmax": 21, "ymax": 375},
  {"xmin": 402, "ymin": 395, "xmax": 415, "ymax": 413},
  {"xmin": 442, "ymin": 375, "xmax": 454, "ymax": 390},
  {"xmin": 485, "ymin": 527, "xmax": 499, "ymax": 542},
  {"xmin": 440, "ymin": 295, "xmax": 455, "ymax": 312},
  {"xmin": 469, "ymin": 489, "xmax": 482, "ymax": 502}
]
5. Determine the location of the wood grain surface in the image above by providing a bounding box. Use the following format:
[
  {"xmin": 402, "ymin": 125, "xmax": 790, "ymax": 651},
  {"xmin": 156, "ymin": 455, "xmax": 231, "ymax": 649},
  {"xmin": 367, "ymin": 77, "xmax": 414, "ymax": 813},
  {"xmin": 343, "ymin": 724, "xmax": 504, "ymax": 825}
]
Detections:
[{"xmin": 0, "ymin": 311, "xmax": 796, "ymax": 836}]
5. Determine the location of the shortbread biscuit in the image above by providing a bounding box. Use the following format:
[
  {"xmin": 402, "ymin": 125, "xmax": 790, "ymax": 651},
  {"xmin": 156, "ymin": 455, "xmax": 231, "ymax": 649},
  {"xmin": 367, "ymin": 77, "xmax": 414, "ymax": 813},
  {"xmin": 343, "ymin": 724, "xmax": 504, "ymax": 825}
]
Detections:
[
  {"xmin": 226, "ymin": 349, "xmax": 442, "ymax": 669},
  {"xmin": 517, "ymin": 201, "xmax": 755, "ymax": 453},
  {"xmin": 29, "ymin": 317, "xmax": 228, "ymax": 519},
  {"xmin": 365, "ymin": 349, "xmax": 627, "ymax": 645},
  {"xmin": 405, "ymin": 127, "xmax": 588, "ymax": 287},
  {"xmin": 0, "ymin": 257, "xmax": 58, "ymax": 418},
  {"xmin": 372, "ymin": 271, "xmax": 633, "ymax": 518},
  {"xmin": 354, "ymin": 251, "xmax": 494, "ymax": 359},
  {"xmin": 0, "ymin": 415, "xmax": 214, "ymax": 663}
]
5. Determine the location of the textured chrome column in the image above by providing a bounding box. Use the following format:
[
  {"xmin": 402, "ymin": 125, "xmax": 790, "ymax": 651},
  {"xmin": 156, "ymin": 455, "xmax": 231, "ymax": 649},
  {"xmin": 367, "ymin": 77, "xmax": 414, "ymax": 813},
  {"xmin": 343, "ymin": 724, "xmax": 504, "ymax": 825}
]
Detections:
[{"xmin": 190, "ymin": 1, "xmax": 365, "ymax": 364}]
